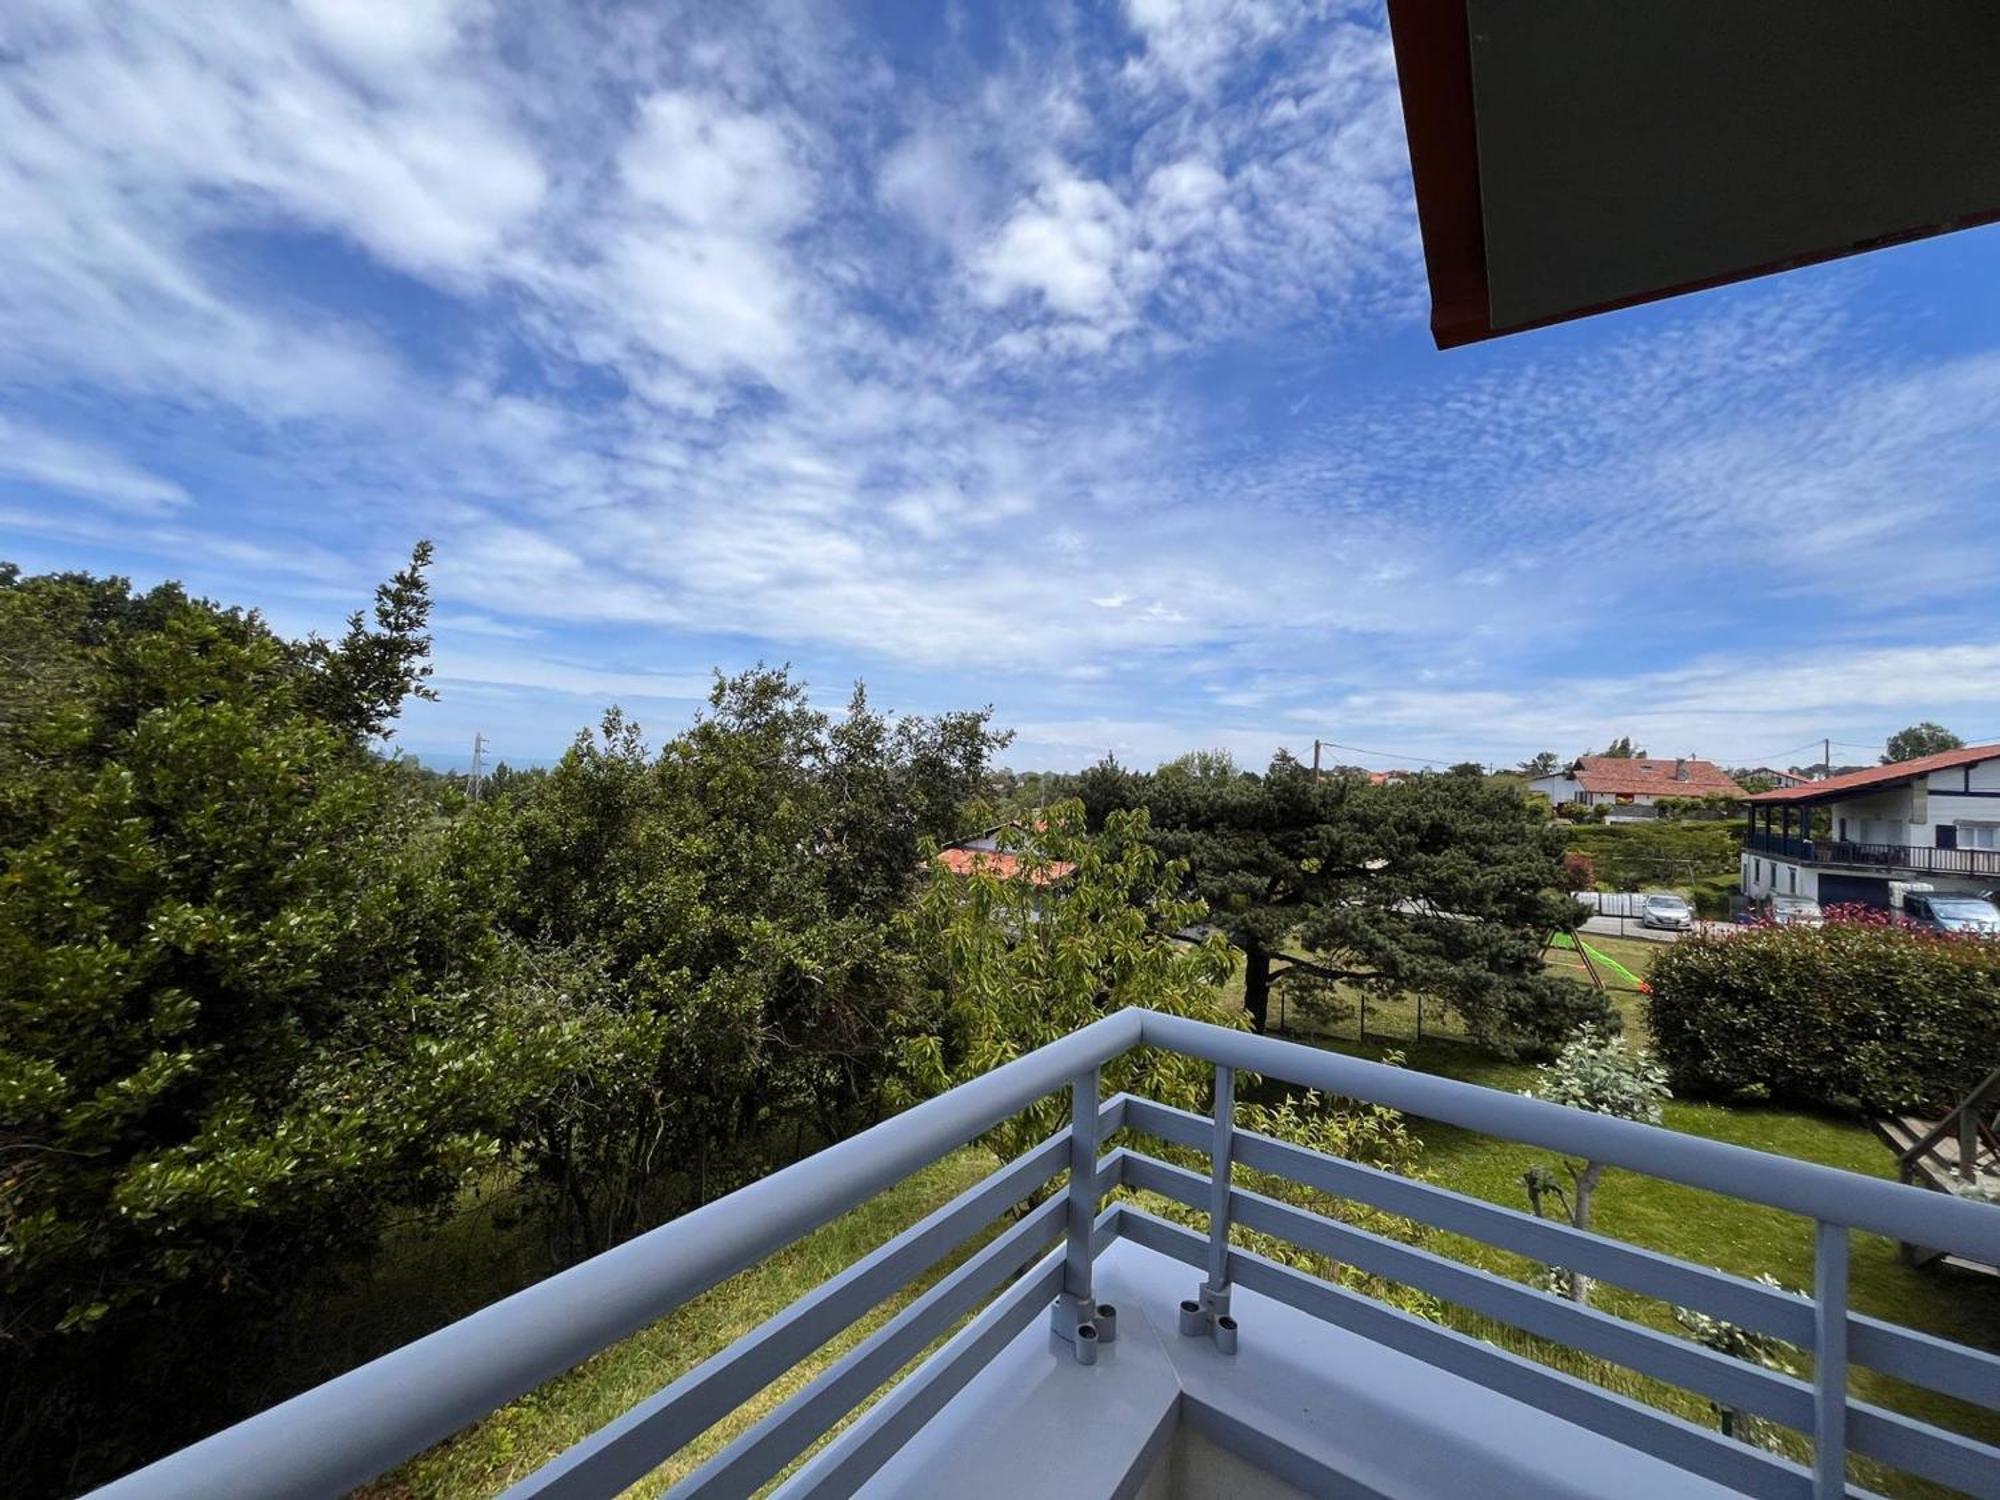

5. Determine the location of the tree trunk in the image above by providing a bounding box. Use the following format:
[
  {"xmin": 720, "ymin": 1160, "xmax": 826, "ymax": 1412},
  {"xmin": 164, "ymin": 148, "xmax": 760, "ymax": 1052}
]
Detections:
[
  {"xmin": 1567, "ymin": 1161, "xmax": 1605, "ymax": 1304},
  {"xmin": 1243, "ymin": 942, "xmax": 1273, "ymax": 1034}
]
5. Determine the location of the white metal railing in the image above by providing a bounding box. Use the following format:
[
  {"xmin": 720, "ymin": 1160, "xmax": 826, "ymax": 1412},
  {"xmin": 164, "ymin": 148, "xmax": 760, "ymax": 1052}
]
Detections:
[{"xmin": 89, "ymin": 1010, "xmax": 2000, "ymax": 1500}]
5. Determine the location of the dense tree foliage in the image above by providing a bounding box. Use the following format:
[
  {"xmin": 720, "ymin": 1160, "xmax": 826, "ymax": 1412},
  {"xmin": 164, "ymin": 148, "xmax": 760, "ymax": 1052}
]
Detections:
[
  {"xmin": 1076, "ymin": 752, "xmax": 1610, "ymax": 1050},
  {"xmin": 0, "ymin": 558, "xmax": 1012, "ymax": 1492},
  {"xmin": 901, "ymin": 801, "xmax": 1237, "ymax": 1155},
  {"xmin": 501, "ymin": 672, "xmax": 1008, "ymax": 1253},
  {"xmin": 0, "ymin": 555, "xmax": 549, "ymax": 1483},
  {"xmin": 1883, "ymin": 721, "xmax": 1963, "ymax": 763}
]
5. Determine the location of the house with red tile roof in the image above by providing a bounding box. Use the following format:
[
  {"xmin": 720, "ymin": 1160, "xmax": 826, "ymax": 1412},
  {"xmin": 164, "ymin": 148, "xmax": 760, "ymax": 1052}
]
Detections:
[
  {"xmin": 1527, "ymin": 754, "xmax": 1743, "ymax": 810},
  {"xmin": 1742, "ymin": 743, "xmax": 2000, "ymax": 911},
  {"xmin": 935, "ymin": 825, "xmax": 1076, "ymax": 886}
]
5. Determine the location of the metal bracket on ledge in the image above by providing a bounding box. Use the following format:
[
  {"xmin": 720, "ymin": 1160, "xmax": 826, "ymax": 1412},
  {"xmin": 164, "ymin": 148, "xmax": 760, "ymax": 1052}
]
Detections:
[
  {"xmin": 1178, "ymin": 1282, "xmax": 1238, "ymax": 1355},
  {"xmin": 1050, "ymin": 1292, "xmax": 1117, "ymax": 1365}
]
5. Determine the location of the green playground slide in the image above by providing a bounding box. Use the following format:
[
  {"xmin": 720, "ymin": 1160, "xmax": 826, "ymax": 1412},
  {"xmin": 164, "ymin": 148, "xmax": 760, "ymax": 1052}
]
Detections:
[{"xmin": 1547, "ymin": 930, "xmax": 1650, "ymax": 991}]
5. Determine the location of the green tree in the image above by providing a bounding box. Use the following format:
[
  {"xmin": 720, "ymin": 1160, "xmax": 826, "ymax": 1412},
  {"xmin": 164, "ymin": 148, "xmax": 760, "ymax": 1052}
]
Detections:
[
  {"xmin": 1520, "ymin": 752, "xmax": 1561, "ymax": 777},
  {"xmin": 293, "ymin": 540, "xmax": 440, "ymax": 742},
  {"xmin": 0, "ymin": 559, "xmax": 542, "ymax": 1487},
  {"xmin": 1521, "ymin": 1026, "xmax": 1670, "ymax": 1304},
  {"xmin": 1599, "ymin": 736, "xmax": 1644, "ymax": 758},
  {"xmin": 504, "ymin": 668, "xmax": 1009, "ymax": 1254},
  {"xmin": 1883, "ymin": 721, "xmax": 1963, "ymax": 764},
  {"xmin": 901, "ymin": 800, "xmax": 1238, "ymax": 1155},
  {"xmin": 1104, "ymin": 754, "xmax": 1610, "ymax": 1049}
]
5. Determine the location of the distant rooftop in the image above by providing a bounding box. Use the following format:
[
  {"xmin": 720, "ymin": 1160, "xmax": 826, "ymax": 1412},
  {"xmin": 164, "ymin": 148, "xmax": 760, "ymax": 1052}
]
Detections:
[{"xmin": 1745, "ymin": 743, "xmax": 2000, "ymax": 804}]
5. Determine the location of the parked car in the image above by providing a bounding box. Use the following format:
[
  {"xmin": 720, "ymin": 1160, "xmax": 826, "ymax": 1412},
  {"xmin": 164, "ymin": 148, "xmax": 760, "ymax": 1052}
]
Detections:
[
  {"xmin": 1902, "ymin": 892, "xmax": 2000, "ymax": 937},
  {"xmin": 1640, "ymin": 892, "xmax": 1695, "ymax": 931},
  {"xmin": 1764, "ymin": 894, "xmax": 1824, "ymax": 927}
]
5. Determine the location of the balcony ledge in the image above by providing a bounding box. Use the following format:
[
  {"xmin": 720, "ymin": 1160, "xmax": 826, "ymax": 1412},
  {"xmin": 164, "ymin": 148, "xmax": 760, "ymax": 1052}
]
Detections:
[{"xmin": 802, "ymin": 1237, "xmax": 1746, "ymax": 1500}]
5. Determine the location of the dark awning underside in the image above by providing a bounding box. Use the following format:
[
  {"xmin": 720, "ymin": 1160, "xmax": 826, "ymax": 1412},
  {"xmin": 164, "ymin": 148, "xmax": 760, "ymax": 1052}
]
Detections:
[{"xmin": 1388, "ymin": 1, "xmax": 2000, "ymax": 349}]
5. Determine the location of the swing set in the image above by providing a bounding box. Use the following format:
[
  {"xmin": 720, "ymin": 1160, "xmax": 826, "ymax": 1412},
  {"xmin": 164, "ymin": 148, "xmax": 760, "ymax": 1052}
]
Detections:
[{"xmin": 1542, "ymin": 928, "xmax": 1650, "ymax": 993}]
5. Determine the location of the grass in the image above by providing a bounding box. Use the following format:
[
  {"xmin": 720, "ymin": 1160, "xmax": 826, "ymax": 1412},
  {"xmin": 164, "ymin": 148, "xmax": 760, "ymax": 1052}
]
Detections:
[
  {"xmin": 359, "ymin": 1150, "xmax": 1005, "ymax": 1499},
  {"xmin": 1239, "ymin": 938, "xmax": 2000, "ymax": 1497}
]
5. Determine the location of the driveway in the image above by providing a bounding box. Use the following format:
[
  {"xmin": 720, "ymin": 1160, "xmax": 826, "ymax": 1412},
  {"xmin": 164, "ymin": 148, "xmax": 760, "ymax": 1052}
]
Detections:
[{"xmin": 1576, "ymin": 914, "xmax": 1738, "ymax": 943}]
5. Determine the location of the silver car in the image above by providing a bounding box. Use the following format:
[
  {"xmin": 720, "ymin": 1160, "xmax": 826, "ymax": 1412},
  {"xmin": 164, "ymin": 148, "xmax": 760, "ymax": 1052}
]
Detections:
[
  {"xmin": 1903, "ymin": 893, "xmax": 2000, "ymax": 937},
  {"xmin": 1766, "ymin": 894, "xmax": 1824, "ymax": 927},
  {"xmin": 1640, "ymin": 892, "xmax": 1695, "ymax": 931}
]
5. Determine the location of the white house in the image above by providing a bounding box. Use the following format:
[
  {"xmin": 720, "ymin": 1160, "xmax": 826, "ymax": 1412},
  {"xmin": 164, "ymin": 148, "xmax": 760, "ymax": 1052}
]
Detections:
[
  {"xmin": 1742, "ymin": 743, "xmax": 2000, "ymax": 905},
  {"xmin": 1529, "ymin": 754, "xmax": 1743, "ymax": 809}
]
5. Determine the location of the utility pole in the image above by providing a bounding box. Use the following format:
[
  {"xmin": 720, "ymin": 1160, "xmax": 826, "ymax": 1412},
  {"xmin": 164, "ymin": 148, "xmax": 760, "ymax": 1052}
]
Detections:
[
  {"xmin": 1312, "ymin": 738, "xmax": 1322, "ymax": 781},
  {"xmin": 469, "ymin": 732, "xmax": 486, "ymax": 802},
  {"xmin": 1823, "ymin": 737, "xmax": 1830, "ymax": 779}
]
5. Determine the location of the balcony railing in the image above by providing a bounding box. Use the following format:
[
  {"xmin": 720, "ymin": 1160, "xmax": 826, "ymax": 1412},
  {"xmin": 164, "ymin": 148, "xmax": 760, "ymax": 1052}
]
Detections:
[
  {"xmin": 90, "ymin": 1011, "xmax": 2000, "ymax": 1500},
  {"xmin": 1747, "ymin": 829, "xmax": 2000, "ymax": 878}
]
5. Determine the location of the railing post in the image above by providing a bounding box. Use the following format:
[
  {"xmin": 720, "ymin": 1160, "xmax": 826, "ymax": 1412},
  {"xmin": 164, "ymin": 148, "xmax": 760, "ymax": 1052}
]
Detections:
[
  {"xmin": 1205, "ymin": 1063, "xmax": 1235, "ymax": 1295},
  {"xmin": 1051, "ymin": 1068, "xmax": 1107, "ymax": 1362},
  {"xmin": 1179, "ymin": 1062, "xmax": 1239, "ymax": 1353},
  {"xmin": 1812, "ymin": 1220, "xmax": 1849, "ymax": 1499}
]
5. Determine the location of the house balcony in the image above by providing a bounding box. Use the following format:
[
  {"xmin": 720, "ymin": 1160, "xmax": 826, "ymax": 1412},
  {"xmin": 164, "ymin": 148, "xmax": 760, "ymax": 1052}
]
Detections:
[
  {"xmin": 91, "ymin": 1012, "xmax": 2000, "ymax": 1500},
  {"xmin": 1745, "ymin": 829, "xmax": 2000, "ymax": 880}
]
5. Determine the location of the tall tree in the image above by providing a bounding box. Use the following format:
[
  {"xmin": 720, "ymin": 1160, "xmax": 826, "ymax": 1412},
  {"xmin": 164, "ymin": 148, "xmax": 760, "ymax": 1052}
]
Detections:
[
  {"xmin": 0, "ymin": 560, "xmax": 536, "ymax": 1488},
  {"xmin": 1520, "ymin": 751, "xmax": 1561, "ymax": 777},
  {"xmin": 902, "ymin": 800, "xmax": 1238, "ymax": 1155},
  {"xmin": 504, "ymin": 668, "xmax": 1010, "ymax": 1253},
  {"xmin": 294, "ymin": 540, "xmax": 439, "ymax": 742},
  {"xmin": 1883, "ymin": 721, "xmax": 1963, "ymax": 764},
  {"xmin": 1099, "ymin": 753, "xmax": 1611, "ymax": 1049}
]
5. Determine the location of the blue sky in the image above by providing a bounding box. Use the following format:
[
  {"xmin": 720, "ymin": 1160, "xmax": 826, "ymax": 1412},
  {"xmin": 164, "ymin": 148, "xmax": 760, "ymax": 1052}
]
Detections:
[{"xmin": 5, "ymin": 1, "xmax": 2000, "ymax": 774}]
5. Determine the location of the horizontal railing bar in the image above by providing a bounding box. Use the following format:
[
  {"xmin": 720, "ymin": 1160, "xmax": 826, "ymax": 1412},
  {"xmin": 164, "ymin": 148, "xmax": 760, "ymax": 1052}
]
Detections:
[
  {"xmin": 1848, "ymin": 1401, "xmax": 2000, "ymax": 1499},
  {"xmin": 1135, "ymin": 1012, "xmax": 2000, "ymax": 1259},
  {"xmin": 672, "ymin": 1151, "xmax": 1128, "ymax": 1498},
  {"xmin": 1248, "ymin": 1178, "xmax": 1810, "ymax": 1427},
  {"xmin": 1120, "ymin": 1151, "xmax": 1813, "ymax": 1430},
  {"xmin": 89, "ymin": 1009, "xmax": 1143, "ymax": 1500},
  {"xmin": 1117, "ymin": 1092, "xmax": 1210, "ymax": 1151},
  {"xmin": 670, "ymin": 1194, "xmax": 1067, "ymax": 1498},
  {"xmin": 776, "ymin": 1206, "xmax": 1125, "ymax": 1500},
  {"xmin": 1116, "ymin": 1207, "xmax": 1810, "ymax": 1500},
  {"xmin": 1122, "ymin": 1095, "xmax": 1817, "ymax": 1343},
  {"xmin": 503, "ymin": 1107, "xmax": 1115, "ymax": 1499},
  {"xmin": 1848, "ymin": 1312, "xmax": 2000, "ymax": 1412}
]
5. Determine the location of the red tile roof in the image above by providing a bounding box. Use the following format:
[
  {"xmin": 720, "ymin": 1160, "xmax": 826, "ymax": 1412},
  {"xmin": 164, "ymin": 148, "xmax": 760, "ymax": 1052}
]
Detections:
[
  {"xmin": 934, "ymin": 847, "xmax": 1076, "ymax": 884},
  {"xmin": 1744, "ymin": 743, "xmax": 2000, "ymax": 804},
  {"xmin": 1565, "ymin": 755, "xmax": 1743, "ymax": 797}
]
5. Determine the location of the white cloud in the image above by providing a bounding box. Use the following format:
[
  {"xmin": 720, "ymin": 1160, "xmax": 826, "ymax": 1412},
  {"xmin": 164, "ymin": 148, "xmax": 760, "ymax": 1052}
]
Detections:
[
  {"xmin": 0, "ymin": 417, "xmax": 186, "ymax": 513},
  {"xmin": 1121, "ymin": 0, "xmax": 1303, "ymax": 92},
  {"xmin": 976, "ymin": 169, "xmax": 1138, "ymax": 326},
  {"xmin": 432, "ymin": 650, "xmax": 711, "ymax": 703}
]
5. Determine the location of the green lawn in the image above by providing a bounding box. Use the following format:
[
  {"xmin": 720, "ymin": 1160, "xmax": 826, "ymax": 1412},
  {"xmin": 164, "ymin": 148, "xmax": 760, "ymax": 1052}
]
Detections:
[{"xmin": 1234, "ymin": 941, "xmax": 2000, "ymax": 1497}]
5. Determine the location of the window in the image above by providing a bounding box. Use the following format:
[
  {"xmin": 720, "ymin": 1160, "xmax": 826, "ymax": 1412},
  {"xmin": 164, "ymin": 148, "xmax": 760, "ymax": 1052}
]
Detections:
[
  {"xmin": 1962, "ymin": 823, "xmax": 2000, "ymax": 851},
  {"xmin": 1937, "ymin": 824, "xmax": 1958, "ymax": 851},
  {"xmin": 1788, "ymin": 865, "xmax": 1797, "ymax": 893}
]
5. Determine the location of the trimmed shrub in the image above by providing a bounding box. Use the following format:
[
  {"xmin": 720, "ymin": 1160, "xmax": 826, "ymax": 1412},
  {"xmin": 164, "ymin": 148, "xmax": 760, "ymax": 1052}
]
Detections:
[{"xmin": 1647, "ymin": 924, "xmax": 2000, "ymax": 1112}]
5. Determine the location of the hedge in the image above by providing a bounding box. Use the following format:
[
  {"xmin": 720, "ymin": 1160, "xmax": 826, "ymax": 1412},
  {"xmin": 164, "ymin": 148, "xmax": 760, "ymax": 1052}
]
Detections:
[{"xmin": 1647, "ymin": 923, "xmax": 2000, "ymax": 1113}]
